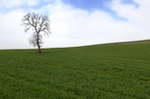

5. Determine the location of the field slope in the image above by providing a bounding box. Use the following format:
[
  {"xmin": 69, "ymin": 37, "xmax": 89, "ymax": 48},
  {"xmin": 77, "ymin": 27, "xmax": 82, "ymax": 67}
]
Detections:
[{"xmin": 0, "ymin": 41, "xmax": 150, "ymax": 99}]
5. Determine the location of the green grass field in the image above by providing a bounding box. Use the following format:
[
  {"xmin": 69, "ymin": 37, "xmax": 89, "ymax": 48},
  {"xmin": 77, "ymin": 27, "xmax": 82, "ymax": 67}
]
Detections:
[{"xmin": 0, "ymin": 41, "xmax": 150, "ymax": 99}]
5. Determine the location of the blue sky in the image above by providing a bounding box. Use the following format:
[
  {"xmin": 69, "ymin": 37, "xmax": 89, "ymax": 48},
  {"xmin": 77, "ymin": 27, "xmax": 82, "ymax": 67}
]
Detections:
[
  {"xmin": 61, "ymin": 0, "xmax": 139, "ymax": 21},
  {"xmin": 62, "ymin": 0, "xmax": 138, "ymax": 10},
  {"xmin": 62, "ymin": 0, "xmax": 112, "ymax": 10},
  {"xmin": 0, "ymin": 0, "xmax": 150, "ymax": 49},
  {"xmin": 0, "ymin": 0, "xmax": 139, "ymax": 13}
]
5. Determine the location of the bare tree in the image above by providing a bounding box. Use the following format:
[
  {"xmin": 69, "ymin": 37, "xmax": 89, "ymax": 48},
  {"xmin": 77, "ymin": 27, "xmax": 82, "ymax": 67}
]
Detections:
[{"xmin": 21, "ymin": 13, "xmax": 50, "ymax": 53}]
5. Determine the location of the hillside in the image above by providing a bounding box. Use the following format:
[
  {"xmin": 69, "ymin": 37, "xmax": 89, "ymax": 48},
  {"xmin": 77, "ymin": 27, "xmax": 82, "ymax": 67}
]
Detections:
[{"xmin": 0, "ymin": 41, "xmax": 150, "ymax": 99}]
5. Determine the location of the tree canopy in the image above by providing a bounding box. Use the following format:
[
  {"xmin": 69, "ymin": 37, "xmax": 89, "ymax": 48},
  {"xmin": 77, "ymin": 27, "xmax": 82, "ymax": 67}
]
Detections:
[{"xmin": 21, "ymin": 13, "xmax": 50, "ymax": 53}]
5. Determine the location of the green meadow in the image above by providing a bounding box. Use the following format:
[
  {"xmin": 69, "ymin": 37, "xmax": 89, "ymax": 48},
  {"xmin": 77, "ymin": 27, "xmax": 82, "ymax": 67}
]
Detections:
[{"xmin": 0, "ymin": 41, "xmax": 150, "ymax": 99}]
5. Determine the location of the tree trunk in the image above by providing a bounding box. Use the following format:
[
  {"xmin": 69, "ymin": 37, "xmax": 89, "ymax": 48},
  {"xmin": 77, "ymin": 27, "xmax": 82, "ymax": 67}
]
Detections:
[
  {"xmin": 37, "ymin": 44, "xmax": 41, "ymax": 54},
  {"xmin": 37, "ymin": 32, "xmax": 41, "ymax": 54}
]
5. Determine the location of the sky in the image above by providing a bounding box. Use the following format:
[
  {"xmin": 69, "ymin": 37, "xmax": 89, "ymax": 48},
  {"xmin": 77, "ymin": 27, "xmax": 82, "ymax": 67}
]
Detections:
[{"xmin": 0, "ymin": 0, "xmax": 150, "ymax": 49}]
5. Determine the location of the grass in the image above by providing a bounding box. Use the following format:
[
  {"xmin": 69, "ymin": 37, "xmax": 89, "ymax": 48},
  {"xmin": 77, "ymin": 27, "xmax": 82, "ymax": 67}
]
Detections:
[{"xmin": 0, "ymin": 41, "xmax": 150, "ymax": 99}]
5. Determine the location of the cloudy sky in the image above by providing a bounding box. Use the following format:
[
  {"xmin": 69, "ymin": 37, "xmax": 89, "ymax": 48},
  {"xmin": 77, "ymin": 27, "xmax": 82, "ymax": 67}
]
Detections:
[{"xmin": 0, "ymin": 0, "xmax": 150, "ymax": 49}]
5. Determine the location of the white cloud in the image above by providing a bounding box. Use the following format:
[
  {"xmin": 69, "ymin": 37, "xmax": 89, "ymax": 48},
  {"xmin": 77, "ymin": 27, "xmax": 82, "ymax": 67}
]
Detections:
[
  {"xmin": 0, "ymin": 0, "xmax": 49, "ymax": 10},
  {"xmin": 0, "ymin": 0, "xmax": 22, "ymax": 9},
  {"xmin": 44, "ymin": 0, "xmax": 150, "ymax": 47},
  {"xmin": 0, "ymin": 10, "xmax": 31, "ymax": 49},
  {"xmin": 110, "ymin": 0, "xmax": 150, "ymax": 30},
  {"xmin": 0, "ymin": 0, "xmax": 150, "ymax": 49}
]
